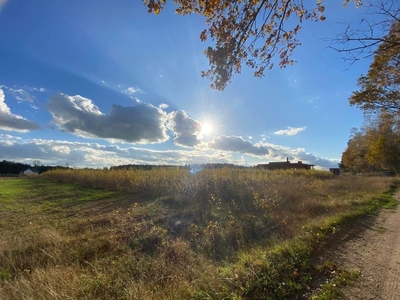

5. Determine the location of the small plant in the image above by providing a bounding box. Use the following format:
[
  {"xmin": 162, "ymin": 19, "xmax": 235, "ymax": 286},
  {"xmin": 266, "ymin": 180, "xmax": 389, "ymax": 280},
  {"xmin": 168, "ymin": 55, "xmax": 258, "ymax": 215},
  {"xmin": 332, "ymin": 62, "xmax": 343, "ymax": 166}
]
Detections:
[
  {"xmin": 377, "ymin": 226, "xmax": 386, "ymax": 234},
  {"xmin": 312, "ymin": 262, "xmax": 360, "ymax": 300}
]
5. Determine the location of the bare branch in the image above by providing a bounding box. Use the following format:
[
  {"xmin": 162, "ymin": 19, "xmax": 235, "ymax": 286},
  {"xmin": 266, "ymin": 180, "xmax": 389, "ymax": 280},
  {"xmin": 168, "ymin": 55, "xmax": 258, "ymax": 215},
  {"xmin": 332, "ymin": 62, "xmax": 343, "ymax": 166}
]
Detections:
[{"xmin": 328, "ymin": 0, "xmax": 400, "ymax": 65}]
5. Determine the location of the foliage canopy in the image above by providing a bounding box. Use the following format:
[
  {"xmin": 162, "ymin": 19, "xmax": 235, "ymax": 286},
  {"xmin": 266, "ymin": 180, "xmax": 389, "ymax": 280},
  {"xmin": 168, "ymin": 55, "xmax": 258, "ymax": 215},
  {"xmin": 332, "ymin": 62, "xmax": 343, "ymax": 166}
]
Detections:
[
  {"xmin": 342, "ymin": 113, "xmax": 400, "ymax": 173},
  {"xmin": 143, "ymin": 0, "xmax": 337, "ymax": 90},
  {"xmin": 349, "ymin": 20, "xmax": 400, "ymax": 114},
  {"xmin": 343, "ymin": 2, "xmax": 399, "ymax": 174},
  {"xmin": 139, "ymin": 1, "xmax": 400, "ymax": 90}
]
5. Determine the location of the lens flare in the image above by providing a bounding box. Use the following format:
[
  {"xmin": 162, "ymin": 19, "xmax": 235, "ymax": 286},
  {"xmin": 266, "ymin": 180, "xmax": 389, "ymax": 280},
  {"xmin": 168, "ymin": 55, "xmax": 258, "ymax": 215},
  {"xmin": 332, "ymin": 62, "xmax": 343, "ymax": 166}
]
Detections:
[{"xmin": 201, "ymin": 122, "xmax": 213, "ymax": 135}]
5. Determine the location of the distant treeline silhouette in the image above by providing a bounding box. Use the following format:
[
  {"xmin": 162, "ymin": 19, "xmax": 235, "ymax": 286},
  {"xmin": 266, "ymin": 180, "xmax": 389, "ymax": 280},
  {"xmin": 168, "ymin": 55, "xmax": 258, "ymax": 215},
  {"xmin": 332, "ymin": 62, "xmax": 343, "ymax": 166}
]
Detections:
[
  {"xmin": 0, "ymin": 160, "xmax": 69, "ymax": 175},
  {"xmin": 110, "ymin": 163, "xmax": 247, "ymax": 171},
  {"xmin": 1, "ymin": 160, "xmax": 248, "ymax": 175}
]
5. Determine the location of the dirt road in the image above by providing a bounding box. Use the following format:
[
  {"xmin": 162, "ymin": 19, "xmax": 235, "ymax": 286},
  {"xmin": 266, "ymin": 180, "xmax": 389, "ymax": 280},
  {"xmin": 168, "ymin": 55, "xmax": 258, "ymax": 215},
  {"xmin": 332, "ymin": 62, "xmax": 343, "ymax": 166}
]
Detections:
[{"xmin": 320, "ymin": 191, "xmax": 400, "ymax": 299}]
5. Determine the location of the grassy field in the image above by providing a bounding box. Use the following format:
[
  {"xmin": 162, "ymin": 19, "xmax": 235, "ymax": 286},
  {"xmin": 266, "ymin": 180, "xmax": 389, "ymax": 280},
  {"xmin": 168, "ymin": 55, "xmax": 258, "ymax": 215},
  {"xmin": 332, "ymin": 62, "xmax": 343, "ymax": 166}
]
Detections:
[{"xmin": 0, "ymin": 169, "xmax": 397, "ymax": 299}]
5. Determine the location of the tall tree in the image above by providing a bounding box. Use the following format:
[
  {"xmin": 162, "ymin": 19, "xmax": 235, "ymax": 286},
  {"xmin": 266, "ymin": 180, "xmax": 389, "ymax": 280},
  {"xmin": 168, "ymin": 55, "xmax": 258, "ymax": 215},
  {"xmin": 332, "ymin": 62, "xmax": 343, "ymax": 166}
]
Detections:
[
  {"xmin": 143, "ymin": 0, "xmax": 398, "ymax": 90},
  {"xmin": 342, "ymin": 113, "xmax": 400, "ymax": 173},
  {"xmin": 367, "ymin": 113, "xmax": 400, "ymax": 172},
  {"xmin": 349, "ymin": 19, "xmax": 400, "ymax": 114},
  {"xmin": 342, "ymin": 128, "xmax": 371, "ymax": 173}
]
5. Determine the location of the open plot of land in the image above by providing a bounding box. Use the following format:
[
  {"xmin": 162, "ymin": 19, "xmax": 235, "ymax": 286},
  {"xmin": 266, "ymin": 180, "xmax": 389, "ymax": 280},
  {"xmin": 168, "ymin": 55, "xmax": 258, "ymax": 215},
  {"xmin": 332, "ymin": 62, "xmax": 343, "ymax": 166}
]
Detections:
[{"xmin": 0, "ymin": 171, "xmax": 397, "ymax": 299}]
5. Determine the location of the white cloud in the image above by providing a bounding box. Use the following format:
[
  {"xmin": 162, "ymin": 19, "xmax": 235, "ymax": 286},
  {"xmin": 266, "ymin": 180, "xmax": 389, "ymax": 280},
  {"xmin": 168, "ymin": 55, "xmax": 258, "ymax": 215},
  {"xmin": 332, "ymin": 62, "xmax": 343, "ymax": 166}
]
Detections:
[
  {"xmin": 0, "ymin": 137, "xmax": 242, "ymax": 167},
  {"xmin": 8, "ymin": 88, "xmax": 35, "ymax": 102},
  {"xmin": 207, "ymin": 135, "xmax": 269, "ymax": 156},
  {"xmin": 52, "ymin": 145, "xmax": 71, "ymax": 154},
  {"xmin": 0, "ymin": 85, "xmax": 47, "ymax": 102},
  {"xmin": 0, "ymin": 89, "xmax": 41, "ymax": 132},
  {"xmin": 47, "ymin": 93, "xmax": 169, "ymax": 144},
  {"xmin": 0, "ymin": 135, "xmax": 339, "ymax": 169},
  {"xmin": 122, "ymin": 86, "xmax": 141, "ymax": 95},
  {"xmin": 274, "ymin": 126, "xmax": 307, "ymax": 136},
  {"xmin": 0, "ymin": 89, "xmax": 338, "ymax": 168},
  {"xmin": 167, "ymin": 110, "xmax": 202, "ymax": 147},
  {"xmin": 32, "ymin": 87, "xmax": 46, "ymax": 92}
]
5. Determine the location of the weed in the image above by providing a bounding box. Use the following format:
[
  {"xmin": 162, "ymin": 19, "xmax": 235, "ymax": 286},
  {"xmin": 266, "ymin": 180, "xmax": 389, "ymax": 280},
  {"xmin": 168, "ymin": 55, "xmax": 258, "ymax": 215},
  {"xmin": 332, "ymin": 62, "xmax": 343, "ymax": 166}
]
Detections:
[
  {"xmin": 377, "ymin": 226, "xmax": 386, "ymax": 233},
  {"xmin": 312, "ymin": 262, "xmax": 360, "ymax": 300}
]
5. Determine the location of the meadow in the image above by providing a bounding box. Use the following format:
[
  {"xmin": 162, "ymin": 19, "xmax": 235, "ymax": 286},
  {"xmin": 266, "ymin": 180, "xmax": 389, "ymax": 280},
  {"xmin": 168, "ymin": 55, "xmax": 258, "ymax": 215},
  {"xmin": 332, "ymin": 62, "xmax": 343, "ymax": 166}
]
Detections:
[{"xmin": 0, "ymin": 168, "xmax": 397, "ymax": 299}]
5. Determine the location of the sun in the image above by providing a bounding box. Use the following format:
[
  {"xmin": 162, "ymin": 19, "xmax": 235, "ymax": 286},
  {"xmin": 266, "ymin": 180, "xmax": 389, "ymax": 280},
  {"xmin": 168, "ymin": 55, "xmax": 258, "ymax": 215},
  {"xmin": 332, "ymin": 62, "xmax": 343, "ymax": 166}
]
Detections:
[{"xmin": 201, "ymin": 122, "xmax": 213, "ymax": 135}]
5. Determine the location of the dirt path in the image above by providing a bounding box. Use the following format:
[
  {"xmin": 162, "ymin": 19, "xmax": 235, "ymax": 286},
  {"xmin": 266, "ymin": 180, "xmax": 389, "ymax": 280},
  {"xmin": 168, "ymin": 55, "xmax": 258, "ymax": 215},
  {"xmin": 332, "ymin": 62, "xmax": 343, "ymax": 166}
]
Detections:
[{"xmin": 318, "ymin": 190, "xmax": 400, "ymax": 299}]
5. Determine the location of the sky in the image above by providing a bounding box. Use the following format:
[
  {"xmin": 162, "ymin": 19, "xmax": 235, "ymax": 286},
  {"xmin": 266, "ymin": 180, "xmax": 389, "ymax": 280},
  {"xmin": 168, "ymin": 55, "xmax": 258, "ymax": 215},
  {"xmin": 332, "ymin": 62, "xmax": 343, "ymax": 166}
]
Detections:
[{"xmin": 0, "ymin": 0, "xmax": 382, "ymax": 169}]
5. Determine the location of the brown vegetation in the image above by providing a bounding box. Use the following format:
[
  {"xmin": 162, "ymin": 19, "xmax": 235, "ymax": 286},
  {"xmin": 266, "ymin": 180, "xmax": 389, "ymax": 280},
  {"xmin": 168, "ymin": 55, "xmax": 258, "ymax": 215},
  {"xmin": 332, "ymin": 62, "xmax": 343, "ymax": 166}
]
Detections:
[{"xmin": 0, "ymin": 169, "xmax": 396, "ymax": 299}]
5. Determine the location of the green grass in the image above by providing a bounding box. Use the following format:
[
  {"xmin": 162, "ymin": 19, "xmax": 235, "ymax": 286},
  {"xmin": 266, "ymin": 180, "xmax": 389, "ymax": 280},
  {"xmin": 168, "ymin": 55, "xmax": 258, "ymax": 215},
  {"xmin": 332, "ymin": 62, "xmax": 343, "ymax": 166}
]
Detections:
[
  {"xmin": 0, "ymin": 172, "xmax": 397, "ymax": 299},
  {"xmin": 311, "ymin": 262, "xmax": 360, "ymax": 300},
  {"xmin": 0, "ymin": 177, "xmax": 118, "ymax": 208}
]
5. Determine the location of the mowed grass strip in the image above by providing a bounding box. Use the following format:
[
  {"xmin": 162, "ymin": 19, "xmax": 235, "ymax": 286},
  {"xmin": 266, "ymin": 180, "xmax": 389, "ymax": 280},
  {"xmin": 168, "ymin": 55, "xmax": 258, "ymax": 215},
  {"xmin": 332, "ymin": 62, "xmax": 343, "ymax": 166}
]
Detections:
[
  {"xmin": 0, "ymin": 178, "xmax": 118, "ymax": 208},
  {"xmin": 0, "ymin": 171, "xmax": 397, "ymax": 299}
]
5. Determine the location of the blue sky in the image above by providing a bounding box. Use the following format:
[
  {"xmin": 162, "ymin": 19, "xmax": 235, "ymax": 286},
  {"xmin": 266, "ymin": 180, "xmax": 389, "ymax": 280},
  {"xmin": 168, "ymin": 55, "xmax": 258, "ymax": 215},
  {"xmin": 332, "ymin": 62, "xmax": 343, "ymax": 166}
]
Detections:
[{"xmin": 0, "ymin": 0, "xmax": 378, "ymax": 168}]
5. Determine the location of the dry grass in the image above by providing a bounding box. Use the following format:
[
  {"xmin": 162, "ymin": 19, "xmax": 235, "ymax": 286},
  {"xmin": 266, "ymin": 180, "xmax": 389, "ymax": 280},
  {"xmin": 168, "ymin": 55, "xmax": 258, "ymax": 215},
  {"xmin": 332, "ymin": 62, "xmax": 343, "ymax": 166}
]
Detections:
[{"xmin": 0, "ymin": 169, "xmax": 396, "ymax": 299}]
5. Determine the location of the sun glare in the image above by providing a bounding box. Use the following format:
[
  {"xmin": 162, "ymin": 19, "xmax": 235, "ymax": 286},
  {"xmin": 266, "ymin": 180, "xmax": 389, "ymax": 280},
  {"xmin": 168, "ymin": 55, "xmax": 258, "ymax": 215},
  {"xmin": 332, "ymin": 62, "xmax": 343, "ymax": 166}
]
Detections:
[{"xmin": 201, "ymin": 122, "xmax": 213, "ymax": 135}]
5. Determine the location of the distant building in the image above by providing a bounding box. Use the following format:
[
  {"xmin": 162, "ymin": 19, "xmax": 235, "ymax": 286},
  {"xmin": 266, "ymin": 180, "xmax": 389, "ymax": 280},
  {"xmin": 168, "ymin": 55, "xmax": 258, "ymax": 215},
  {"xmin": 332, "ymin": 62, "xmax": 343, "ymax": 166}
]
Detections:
[
  {"xmin": 258, "ymin": 158, "xmax": 314, "ymax": 170},
  {"xmin": 23, "ymin": 168, "xmax": 39, "ymax": 176},
  {"xmin": 329, "ymin": 168, "xmax": 340, "ymax": 175}
]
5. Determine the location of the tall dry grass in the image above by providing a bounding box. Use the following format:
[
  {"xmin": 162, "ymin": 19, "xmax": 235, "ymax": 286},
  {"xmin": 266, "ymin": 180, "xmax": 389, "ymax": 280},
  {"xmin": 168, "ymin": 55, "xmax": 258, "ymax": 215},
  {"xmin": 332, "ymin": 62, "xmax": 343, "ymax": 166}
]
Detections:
[
  {"xmin": 0, "ymin": 168, "xmax": 396, "ymax": 299},
  {"xmin": 39, "ymin": 168, "xmax": 394, "ymax": 259}
]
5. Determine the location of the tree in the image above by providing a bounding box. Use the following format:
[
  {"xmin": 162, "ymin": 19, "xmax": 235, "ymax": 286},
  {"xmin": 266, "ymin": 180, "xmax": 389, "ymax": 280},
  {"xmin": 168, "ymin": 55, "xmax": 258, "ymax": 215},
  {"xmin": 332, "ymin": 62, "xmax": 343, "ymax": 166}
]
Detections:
[
  {"xmin": 366, "ymin": 113, "xmax": 400, "ymax": 172},
  {"xmin": 341, "ymin": 128, "xmax": 371, "ymax": 173},
  {"xmin": 349, "ymin": 19, "xmax": 400, "ymax": 114},
  {"xmin": 343, "ymin": 2, "xmax": 400, "ymax": 173},
  {"xmin": 0, "ymin": 160, "xmax": 31, "ymax": 174},
  {"xmin": 142, "ymin": 0, "xmax": 400, "ymax": 90},
  {"xmin": 341, "ymin": 113, "xmax": 400, "ymax": 173},
  {"xmin": 330, "ymin": 0, "xmax": 399, "ymax": 63},
  {"xmin": 144, "ymin": 0, "xmax": 330, "ymax": 90}
]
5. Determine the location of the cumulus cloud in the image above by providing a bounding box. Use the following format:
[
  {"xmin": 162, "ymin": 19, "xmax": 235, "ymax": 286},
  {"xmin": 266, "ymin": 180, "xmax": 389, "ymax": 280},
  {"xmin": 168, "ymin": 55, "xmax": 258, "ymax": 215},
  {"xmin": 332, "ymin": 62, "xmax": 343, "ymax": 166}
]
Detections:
[
  {"xmin": 207, "ymin": 135, "xmax": 269, "ymax": 156},
  {"xmin": 0, "ymin": 89, "xmax": 41, "ymax": 132},
  {"xmin": 274, "ymin": 126, "xmax": 307, "ymax": 136},
  {"xmin": 167, "ymin": 110, "xmax": 202, "ymax": 147},
  {"xmin": 47, "ymin": 93, "xmax": 169, "ymax": 144}
]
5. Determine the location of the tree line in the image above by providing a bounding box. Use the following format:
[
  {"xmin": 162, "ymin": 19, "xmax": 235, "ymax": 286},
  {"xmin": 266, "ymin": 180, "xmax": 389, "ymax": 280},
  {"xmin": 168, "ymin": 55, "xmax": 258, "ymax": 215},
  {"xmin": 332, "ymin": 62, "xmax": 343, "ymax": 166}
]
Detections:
[
  {"xmin": 0, "ymin": 160, "xmax": 69, "ymax": 175},
  {"xmin": 342, "ymin": 18, "xmax": 400, "ymax": 173}
]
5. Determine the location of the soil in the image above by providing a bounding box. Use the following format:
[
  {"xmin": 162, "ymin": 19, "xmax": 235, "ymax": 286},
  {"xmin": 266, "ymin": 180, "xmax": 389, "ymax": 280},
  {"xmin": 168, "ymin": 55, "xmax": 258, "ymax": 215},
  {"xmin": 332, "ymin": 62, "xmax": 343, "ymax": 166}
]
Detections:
[{"xmin": 314, "ymin": 190, "xmax": 400, "ymax": 299}]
